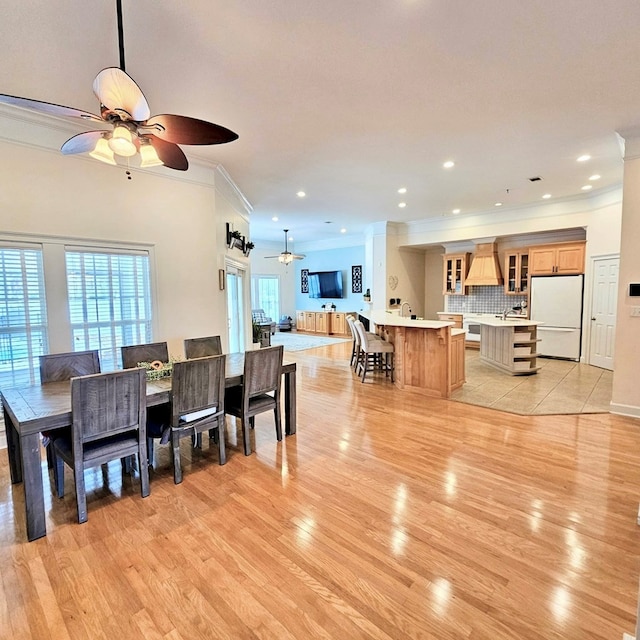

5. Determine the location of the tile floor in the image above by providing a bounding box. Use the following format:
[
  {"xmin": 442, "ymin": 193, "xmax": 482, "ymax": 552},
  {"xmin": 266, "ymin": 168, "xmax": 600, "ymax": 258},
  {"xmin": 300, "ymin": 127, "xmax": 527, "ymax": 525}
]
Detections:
[{"xmin": 450, "ymin": 349, "xmax": 613, "ymax": 415}]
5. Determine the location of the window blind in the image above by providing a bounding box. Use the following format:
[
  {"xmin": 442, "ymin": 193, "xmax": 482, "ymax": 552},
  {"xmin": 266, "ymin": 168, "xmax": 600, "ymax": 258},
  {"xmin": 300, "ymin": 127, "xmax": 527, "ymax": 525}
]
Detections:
[
  {"xmin": 0, "ymin": 247, "xmax": 48, "ymax": 387},
  {"xmin": 65, "ymin": 250, "xmax": 152, "ymax": 371}
]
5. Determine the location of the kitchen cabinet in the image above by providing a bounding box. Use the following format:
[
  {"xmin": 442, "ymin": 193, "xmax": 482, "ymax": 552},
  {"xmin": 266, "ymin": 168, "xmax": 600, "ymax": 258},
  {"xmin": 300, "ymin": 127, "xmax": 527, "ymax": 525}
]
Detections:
[
  {"xmin": 436, "ymin": 312, "xmax": 463, "ymax": 329},
  {"xmin": 304, "ymin": 312, "xmax": 316, "ymax": 333},
  {"xmin": 479, "ymin": 322, "xmax": 541, "ymax": 375},
  {"xmin": 331, "ymin": 312, "xmax": 347, "ymax": 335},
  {"xmin": 316, "ymin": 312, "xmax": 328, "ymax": 334},
  {"xmin": 528, "ymin": 242, "xmax": 585, "ymax": 275},
  {"xmin": 442, "ymin": 253, "xmax": 470, "ymax": 295},
  {"xmin": 504, "ymin": 251, "xmax": 529, "ymax": 295},
  {"xmin": 296, "ymin": 311, "xmax": 354, "ymax": 335}
]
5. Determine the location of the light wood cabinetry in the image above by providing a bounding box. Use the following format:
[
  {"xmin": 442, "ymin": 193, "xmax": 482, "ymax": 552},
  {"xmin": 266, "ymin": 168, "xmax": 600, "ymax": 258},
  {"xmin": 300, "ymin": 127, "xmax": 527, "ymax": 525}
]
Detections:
[
  {"xmin": 528, "ymin": 242, "xmax": 585, "ymax": 275},
  {"xmin": 436, "ymin": 312, "xmax": 463, "ymax": 329},
  {"xmin": 504, "ymin": 251, "xmax": 529, "ymax": 295},
  {"xmin": 442, "ymin": 253, "xmax": 470, "ymax": 295},
  {"xmin": 316, "ymin": 312, "xmax": 328, "ymax": 334},
  {"xmin": 331, "ymin": 312, "xmax": 347, "ymax": 335},
  {"xmin": 480, "ymin": 323, "xmax": 541, "ymax": 375},
  {"xmin": 304, "ymin": 312, "xmax": 316, "ymax": 333},
  {"xmin": 295, "ymin": 311, "xmax": 354, "ymax": 336},
  {"xmin": 449, "ymin": 330, "xmax": 466, "ymax": 391}
]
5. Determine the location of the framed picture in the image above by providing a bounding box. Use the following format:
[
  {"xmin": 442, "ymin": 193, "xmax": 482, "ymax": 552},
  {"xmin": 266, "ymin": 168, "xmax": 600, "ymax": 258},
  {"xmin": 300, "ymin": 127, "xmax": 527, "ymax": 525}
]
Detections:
[
  {"xmin": 301, "ymin": 269, "xmax": 309, "ymax": 293},
  {"xmin": 351, "ymin": 265, "xmax": 362, "ymax": 293},
  {"xmin": 218, "ymin": 269, "xmax": 225, "ymax": 290}
]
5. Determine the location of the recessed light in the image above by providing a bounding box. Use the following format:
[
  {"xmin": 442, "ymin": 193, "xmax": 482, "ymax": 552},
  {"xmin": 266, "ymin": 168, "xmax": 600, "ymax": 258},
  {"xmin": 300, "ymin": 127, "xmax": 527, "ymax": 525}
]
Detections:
[
  {"xmin": 272, "ymin": 216, "xmax": 279, "ymax": 221},
  {"xmin": 542, "ymin": 194, "xmax": 552, "ymax": 199},
  {"xmin": 398, "ymin": 187, "xmax": 407, "ymax": 194},
  {"xmin": 452, "ymin": 208, "xmax": 461, "ymax": 214},
  {"xmin": 398, "ymin": 202, "xmax": 407, "ymax": 208},
  {"xmin": 577, "ymin": 154, "xmax": 591, "ymax": 162},
  {"xmin": 340, "ymin": 228, "xmax": 347, "ymax": 233},
  {"xmin": 443, "ymin": 161, "xmax": 455, "ymax": 169},
  {"xmin": 581, "ymin": 184, "xmax": 593, "ymax": 191},
  {"xmin": 495, "ymin": 202, "xmax": 503, "ymax": 207},
  {"xmin": 296, "ymin": 191, "xmax": 306, "ymax": 198},
  {"xmin": 589, "ymin": 174, "xmax": 601, "ymax": 181}
]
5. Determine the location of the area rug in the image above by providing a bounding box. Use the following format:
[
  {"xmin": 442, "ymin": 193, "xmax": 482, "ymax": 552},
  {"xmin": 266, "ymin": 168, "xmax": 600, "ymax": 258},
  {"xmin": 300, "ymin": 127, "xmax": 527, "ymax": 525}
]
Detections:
[{"xmin": 270, "ymin": 332, "xmax": 350, "ymax": 352}]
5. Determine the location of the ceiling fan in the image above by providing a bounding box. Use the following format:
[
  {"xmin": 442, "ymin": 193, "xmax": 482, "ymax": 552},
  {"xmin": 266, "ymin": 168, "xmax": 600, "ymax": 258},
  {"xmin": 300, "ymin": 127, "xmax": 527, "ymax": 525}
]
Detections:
[
  {"xmin": 0, "ymin": 0, "xmax": 237, "ymax": 172},
  {"xmin": 265, "ymin": 229, "xmax": 305, "ymax": 264}
]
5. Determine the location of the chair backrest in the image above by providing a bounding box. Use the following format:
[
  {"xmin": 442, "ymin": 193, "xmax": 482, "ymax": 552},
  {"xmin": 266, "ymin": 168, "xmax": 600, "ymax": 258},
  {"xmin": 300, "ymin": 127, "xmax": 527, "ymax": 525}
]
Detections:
[
  {"xmin": 71, "ymin": 368, "xmax": 146, "ymax": 444},
  {"xmin": 346, "ymin": 315, "xmax": 360, "ymax": 346},
  {"xmin": 170, "ymin": 354, "xmax": 227, "ymax": 426},
  {"xmin": 40, "ymin": 350, "xmax": 101, "ymax": 383},
  {"xmin": 252, "ymin": 309, "xmax": 271, "ymax": 323},
  {"xmin": 244, "ymin": 345, "xmax": 283, "ymax": 398},
  {"xmin": 184, "ymin": 335, "xmax": 223, "ymax": 359},
  {"xmin": 121, "ymin": 342, "xmax": 168, "ymax": 369},
  {"xmin": 353, "ymin": 320, "xmax": 370, "ymax": 349}
]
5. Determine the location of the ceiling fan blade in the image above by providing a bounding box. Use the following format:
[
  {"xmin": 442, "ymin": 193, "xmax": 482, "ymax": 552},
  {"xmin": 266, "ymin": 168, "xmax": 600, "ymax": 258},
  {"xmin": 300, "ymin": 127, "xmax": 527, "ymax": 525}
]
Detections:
[
  {"xmin": 0, "ymin": 93, "xmax": 103, "ymax": 122},
  {"xmin": 145, "ymin": 114, "xmax": 238, "ymax": 145},
  {"xmin": 61, "ymin": 131, "xmax": 106, "ymax": 155},
  {"xmin": 147, "ymin": 135, "xmax": 188, "ymax": 171},
  {"xmin": 93, "ymin": 67, "xmax": 150, "ymax": 122}
]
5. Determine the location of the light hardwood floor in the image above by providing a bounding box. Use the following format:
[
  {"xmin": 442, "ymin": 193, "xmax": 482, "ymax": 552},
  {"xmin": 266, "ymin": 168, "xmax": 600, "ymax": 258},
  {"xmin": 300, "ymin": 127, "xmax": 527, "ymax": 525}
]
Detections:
[{"xmin": 1, "ymin": 341, "xmax": 640, "ymax": 639}]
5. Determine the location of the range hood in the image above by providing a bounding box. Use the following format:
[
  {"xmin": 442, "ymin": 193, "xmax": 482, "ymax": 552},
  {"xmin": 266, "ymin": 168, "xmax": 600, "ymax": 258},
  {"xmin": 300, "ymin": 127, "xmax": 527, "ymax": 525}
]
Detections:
[{"xmin": 465, "ymin": 242, "xmax": 504, "ymax": 286}]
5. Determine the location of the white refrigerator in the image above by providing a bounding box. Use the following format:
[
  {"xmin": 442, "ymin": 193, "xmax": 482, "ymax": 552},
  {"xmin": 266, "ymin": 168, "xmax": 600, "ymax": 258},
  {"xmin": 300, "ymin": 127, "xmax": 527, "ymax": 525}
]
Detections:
[{"xmin": 530, "ymin": 275, "xmax": 584, "ymax": 360}]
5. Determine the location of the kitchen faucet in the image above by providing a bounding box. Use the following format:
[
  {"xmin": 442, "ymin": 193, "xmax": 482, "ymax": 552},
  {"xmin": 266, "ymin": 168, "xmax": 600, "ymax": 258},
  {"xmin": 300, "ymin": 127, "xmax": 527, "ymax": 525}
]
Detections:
[
  {"xmin": 502, "ymin": 306, "xmax": 521, "ymax": 320},
  {"xmin": 401, "ymin": 302, "xmax": 412, "ymax": 318}
]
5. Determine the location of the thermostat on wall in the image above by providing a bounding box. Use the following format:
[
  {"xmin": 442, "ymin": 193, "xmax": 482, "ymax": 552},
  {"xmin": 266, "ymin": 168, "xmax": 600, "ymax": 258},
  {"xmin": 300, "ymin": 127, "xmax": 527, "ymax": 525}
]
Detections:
[{"xmin": 630, "ymin": 283, "xmax": 640, "ymax": 297}]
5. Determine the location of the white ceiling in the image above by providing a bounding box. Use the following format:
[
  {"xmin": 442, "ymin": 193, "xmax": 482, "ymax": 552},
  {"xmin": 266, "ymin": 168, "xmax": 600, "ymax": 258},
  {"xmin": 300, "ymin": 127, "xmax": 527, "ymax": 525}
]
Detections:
[{"xmin": 2, "ymin": 1, "xmax": 639, "ymax": 245}]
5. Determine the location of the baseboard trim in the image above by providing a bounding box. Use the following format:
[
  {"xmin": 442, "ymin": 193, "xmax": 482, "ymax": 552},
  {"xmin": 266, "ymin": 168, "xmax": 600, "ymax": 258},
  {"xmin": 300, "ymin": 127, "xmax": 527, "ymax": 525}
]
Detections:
[{"xmin": 610, "ymin": 403, "xmax": 640, "ymax": 419}]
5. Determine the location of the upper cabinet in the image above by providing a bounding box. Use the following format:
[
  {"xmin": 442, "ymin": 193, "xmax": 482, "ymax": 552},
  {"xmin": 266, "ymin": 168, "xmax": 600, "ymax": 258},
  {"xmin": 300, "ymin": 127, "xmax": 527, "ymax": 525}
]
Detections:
[
  {"xmin": 528, "ymin": 242, "xmax": 585, "ymax": 275},
  {"xmin": 443, "ymin": 253, "xmax": 470, "ymax": 295},
  {"xmin": 504, "ymin": 251, "xmax": 529, "ymax": 295}
]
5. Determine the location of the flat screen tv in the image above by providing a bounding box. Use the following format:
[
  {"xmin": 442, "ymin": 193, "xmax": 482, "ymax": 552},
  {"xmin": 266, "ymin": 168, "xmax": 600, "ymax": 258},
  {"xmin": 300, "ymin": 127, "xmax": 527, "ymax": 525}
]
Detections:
[{"xmin": 308, "ymin": 270, "xmax": 343, "ymax": 299}]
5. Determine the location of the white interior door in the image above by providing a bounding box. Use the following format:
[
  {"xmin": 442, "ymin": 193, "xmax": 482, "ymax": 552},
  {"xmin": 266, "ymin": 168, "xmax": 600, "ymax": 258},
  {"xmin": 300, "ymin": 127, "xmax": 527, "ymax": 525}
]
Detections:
[
  {"xmin": 589, "ymin": 256, "xmax": 619, "ymax": 370},
  {"xmin": 226, "ymin": 264, "xmax": 246, "ymax": 353}
]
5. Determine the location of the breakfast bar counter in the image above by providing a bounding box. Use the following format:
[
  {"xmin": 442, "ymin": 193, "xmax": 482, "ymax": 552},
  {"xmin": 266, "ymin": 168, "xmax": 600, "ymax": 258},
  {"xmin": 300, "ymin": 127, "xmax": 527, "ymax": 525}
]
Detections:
[{"xmin": 362, "ymin": 312, "xmax": 465, "ymax": 398}]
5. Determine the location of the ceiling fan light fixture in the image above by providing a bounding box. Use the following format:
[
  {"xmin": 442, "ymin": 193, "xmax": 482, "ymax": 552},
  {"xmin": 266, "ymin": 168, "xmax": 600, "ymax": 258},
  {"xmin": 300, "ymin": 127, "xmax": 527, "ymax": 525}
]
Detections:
[
  {"xmin": 89, "ymin": 136, "xmax": 117, "ymax": 165},
  {"xmin": 278, "ymin": 253, "xmax": 294, "ymax": 265},
  {"xmin": 108, "ymin": 123, "xmax": 137, "ymax": 157},
  {"xmin": 139, "ymin": 139, "xmax": 163, "ymax": 167}
]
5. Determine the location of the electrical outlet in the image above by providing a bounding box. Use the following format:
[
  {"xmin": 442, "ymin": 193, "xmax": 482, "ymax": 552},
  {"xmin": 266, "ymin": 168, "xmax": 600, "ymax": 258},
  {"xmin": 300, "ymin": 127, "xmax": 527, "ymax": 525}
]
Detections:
[{"xmin": 631, "ymin": 306, "xmax": 640, "ymax": 317}]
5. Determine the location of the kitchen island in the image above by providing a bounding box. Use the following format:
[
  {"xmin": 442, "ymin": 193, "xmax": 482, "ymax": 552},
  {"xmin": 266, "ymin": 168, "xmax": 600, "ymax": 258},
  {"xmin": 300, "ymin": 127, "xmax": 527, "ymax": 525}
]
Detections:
[
  {"xmin": 475, "ymin": 317, "xmax": 544, "ymax": 375},
  {"xmin": 362, "ymin": 312, "xmax": 465, "ymax": 398}
]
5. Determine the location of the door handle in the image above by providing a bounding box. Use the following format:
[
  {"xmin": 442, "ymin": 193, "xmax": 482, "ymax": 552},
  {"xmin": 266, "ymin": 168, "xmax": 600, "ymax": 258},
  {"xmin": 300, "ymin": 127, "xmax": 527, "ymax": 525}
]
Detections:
[{"xmin": 591, "ymin": 317, "xmax": 596, "ymax": 321}]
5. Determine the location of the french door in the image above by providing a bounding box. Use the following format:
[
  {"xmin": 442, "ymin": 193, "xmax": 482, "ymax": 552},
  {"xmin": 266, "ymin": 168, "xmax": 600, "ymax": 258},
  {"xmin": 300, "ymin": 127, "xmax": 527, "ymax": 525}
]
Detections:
[{"xmin": 226, "ymin": 263, "xmax": 247, "ymax": 353}]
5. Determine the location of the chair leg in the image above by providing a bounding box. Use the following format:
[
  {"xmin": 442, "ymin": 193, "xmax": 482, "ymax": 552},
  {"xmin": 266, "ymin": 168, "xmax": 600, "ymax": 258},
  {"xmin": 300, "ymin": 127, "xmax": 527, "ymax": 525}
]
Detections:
[
  {"xmin": 217, "ymin": 422, "xmax": 226, "ymax": 465},
  {"xmin": 45, "ymin": 442, "xmax": 55, "ymax": 469},
  {"xmin": 55, "ymin": 455, "xmax": 65, "ymax": 498},
  {"xmin": 74, "ymin": 462, "xmax": 88, "ymax": 524},
  {"xmin": 147, "ymin": 437, "xmax": 155, "ymax": 468},
  {"xmin": 242, "ymin": 419, "xmax": 252, "ymax": 456},
  {"xmin": 171, "ymin": 431, "xmax": 183, "ymax": 484},
  {"xmin": 139, "ymin": 447, "xmax": 150, "ymax": 498},
  {"xmin": 274, "ymin": 406, "xmax": 282, "ymax": 442}
]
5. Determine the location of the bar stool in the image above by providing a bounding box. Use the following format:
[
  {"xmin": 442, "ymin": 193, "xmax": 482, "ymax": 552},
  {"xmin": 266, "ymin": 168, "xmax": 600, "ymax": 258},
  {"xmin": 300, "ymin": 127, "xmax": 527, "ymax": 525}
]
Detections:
[
  {"xmin": 353, "ymin": 320, "xmax": 395, "ymax": 383},
  {"xmin": 346, "ymin": 315, "xmax": 384, "ymax": 371}
]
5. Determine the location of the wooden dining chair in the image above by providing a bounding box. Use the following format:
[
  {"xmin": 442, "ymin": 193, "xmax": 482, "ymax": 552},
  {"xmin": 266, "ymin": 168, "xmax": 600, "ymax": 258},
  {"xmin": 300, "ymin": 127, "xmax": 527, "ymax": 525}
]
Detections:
[
  {"xmin": 121, "ymin": 342, "xmax": 170, "ymax": 467},
  {"xmin": 53, "ymin": 368, "xmax": 150, "ymax": 523},
  {"xmin": 225, "ymin": 345, "xmax": 284, "ymax": 456},
  {"xmin": 184, "ymin": 335, "xmax": 223, "ymax": 359},
  {"xmin": 168, "ymin": 354, "xmax": 227, "ymax": 484},
  {"xmin": 39, "ymin": 350, "xmax": 101, "ymax": 487}
]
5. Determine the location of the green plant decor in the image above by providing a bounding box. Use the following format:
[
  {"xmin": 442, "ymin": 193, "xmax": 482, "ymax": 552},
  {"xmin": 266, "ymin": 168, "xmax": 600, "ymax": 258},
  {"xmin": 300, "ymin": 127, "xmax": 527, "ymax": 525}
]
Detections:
[{"xmin": 252, "ymin": 320, "xmax": 261, "ymax": 343}]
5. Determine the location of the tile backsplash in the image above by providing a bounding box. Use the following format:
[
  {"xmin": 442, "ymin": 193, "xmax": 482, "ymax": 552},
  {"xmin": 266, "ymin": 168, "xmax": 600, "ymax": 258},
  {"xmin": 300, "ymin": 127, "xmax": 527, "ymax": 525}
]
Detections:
[{"xmin": 446, "ymin": 286, "xmax": 527, "ymax": 314}]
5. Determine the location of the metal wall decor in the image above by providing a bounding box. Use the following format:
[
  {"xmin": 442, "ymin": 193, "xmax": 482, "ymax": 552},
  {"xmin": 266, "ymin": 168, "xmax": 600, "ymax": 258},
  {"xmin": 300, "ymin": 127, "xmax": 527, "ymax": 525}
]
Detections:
[
  {"xmin": 301, "ymin": 269, "xmax": 309, "ymax": 293},
  {"xmin": 352, "ymin": 265, "xmax": 362, "ymax": 293}
]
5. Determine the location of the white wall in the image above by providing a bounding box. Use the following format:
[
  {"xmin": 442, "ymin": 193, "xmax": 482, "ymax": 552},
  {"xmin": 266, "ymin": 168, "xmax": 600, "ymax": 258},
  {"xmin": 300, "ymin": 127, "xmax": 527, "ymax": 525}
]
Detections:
[{"xmin": 0, "ymin": 128, "xmax": 245, "ymax": 357}]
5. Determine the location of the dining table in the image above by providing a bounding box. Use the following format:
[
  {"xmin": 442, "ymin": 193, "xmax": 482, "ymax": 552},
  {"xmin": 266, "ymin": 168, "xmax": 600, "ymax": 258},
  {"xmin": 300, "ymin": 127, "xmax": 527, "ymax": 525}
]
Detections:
[{"xmin": 1, "ymin": 352, "xmax": 297, "ymax": 541}]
